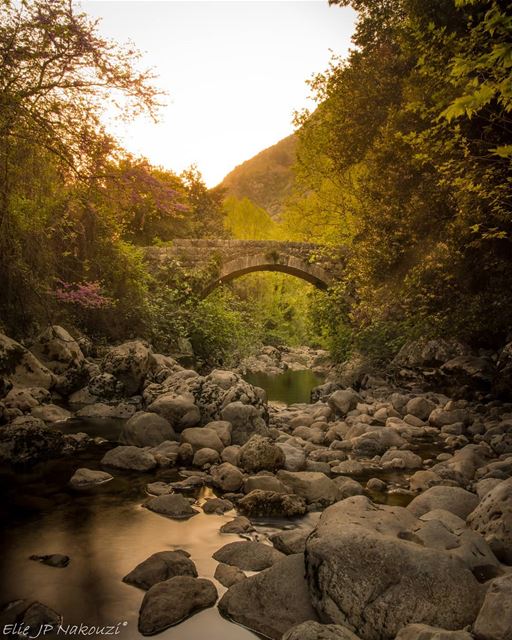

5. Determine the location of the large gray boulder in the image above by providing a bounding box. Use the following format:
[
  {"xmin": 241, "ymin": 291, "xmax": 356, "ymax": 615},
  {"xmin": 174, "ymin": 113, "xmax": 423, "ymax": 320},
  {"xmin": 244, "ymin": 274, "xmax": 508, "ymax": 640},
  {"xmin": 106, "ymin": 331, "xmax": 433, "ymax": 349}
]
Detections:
[
  {"xmin": 147, "ymin": 392, "xmax": 200, "ymax": 432},
  {"xmin": 218, "ymin": 554, "xmax": 319, "ymax": 640},
  {"xmin": 282, "ymin": 621, "xmax": 362, "ymax": 640},
  {"xmin": 407, "ymin": 486, "xmax": 479, "ymax": 520},
  {"xmin": 119, "ymin": 411, "xmax": 175, "ymax": 447},
  {"xmin": 31, "ymin": 326, "xmax": 84, "ymax": 374},
  {"xmin": 101, "ymin": 446, "xmax": 157, "ymax": 472},
  {"xmin": 221, "ymin": 401, "xmax": 269, "ymax": 445},
  {"xmin": 472, "ymin": 573, "xmax": 512, "ymax": 640},
  {"xmin": 138, "ymin": 576, "xmax": 217, "ymax": 635},
  {"xmin": 328, "ymin": 389, "xmax": 360, "ymax": 416},
  {"xmin": 211, "ymin": 462, "xmax": 244, "ymax": 492},
  {"xmin": 123, "ymin": 550, "xmax": 197, "ymax": 590},
  {"xmin": 277, "ymin": 470, "xmax": 340, "ymax": 507},
  {"xmin": 277, "ymin": 441, "xmax": 307, "ymax": 471},
  {"xmin": 195, "ymin": 369, "xmax": 267, "ymax": 424},
  {"xmin": 305, "ymin": 497, "xmax": 484, "ymax": 640},
  {"xmin": 0, "ymin": 416, "xmax": 65, "ymax": 465},
  {"xmin": 394, "ymin": 625, "xmax": 473, "ymax": 640},
  {"xmin": 467, "ymin": 478, "xmax": 512, "ymax": 564},
  {"xmin": 180, "ymin": 427, "xmax": 224, "ymax": 453},
  {"xmin": 239, "ymin": 435, "xmax": 285, "ymax": 472},
  {"xmin": 0, "ymin": 333, "xmax": 54, "ymax": 389},
  {"xmin": 102, "ymin": 340, "xmax": 151, "ymax": 395},
  {"xmin": 213, "ymin": 541, "xmax": 284, "ymax": 571}
]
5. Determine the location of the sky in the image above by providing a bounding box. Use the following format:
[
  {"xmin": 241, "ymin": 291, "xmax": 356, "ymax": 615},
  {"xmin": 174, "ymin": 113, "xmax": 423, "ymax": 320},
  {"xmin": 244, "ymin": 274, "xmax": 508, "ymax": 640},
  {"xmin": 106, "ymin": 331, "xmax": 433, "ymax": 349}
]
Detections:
[{"xmin": 80, "ymin": 1, "xmax": 357, "ymax": 186}]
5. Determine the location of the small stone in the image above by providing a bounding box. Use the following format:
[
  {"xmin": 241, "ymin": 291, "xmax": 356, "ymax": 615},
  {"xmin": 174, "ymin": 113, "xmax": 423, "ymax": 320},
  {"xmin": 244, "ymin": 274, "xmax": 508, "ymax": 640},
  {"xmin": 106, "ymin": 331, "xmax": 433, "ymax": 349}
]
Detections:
[
  {"xmin": 69, "ymin": 468, "xmax": 113, "ymax": 489},
  {"xmin": 212, "ymin": 541, "xmax": 284, "ymax": 571},
  {"xmin": 29, "ymin": 554, "xmax": 70, "ymax": 568},
  {"xmin": 123, "ymin": 550, "xmax": 197, "ymax": 590},
  {"xmin": 145, "ymin": 493, "xmax": 199, "ymax": 519},
  {"xmin": 202, "ymin": 498, "xmax": 233, "ymax": 514}
]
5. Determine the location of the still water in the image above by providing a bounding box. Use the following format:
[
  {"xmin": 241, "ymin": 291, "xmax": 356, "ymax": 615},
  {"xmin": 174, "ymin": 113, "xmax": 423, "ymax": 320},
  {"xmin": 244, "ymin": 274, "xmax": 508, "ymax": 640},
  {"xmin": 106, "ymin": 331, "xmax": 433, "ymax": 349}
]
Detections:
[
  {"xmin": 244, "ymin": 369, "xmax": 323, "ymax": 405},
  {"xmin": 0, "ymin": 440, "xmax": 273, "ymax": 640}
]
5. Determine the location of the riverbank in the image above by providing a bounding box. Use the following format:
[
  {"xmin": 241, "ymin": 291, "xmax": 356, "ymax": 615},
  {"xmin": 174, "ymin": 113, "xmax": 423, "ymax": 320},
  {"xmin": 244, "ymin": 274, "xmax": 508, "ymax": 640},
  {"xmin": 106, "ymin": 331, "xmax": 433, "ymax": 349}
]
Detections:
[{"xmin": 1, "ymin": 327, "xmax": 512, "ymax": 640}]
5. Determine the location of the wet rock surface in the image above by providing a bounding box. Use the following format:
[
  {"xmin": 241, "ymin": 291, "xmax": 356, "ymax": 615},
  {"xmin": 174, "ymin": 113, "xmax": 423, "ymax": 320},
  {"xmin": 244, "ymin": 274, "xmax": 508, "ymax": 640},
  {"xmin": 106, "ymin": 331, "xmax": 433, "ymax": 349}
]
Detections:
[{"xmin": 2, "ymin": 331, "xmax": 512, "ymax": 640}]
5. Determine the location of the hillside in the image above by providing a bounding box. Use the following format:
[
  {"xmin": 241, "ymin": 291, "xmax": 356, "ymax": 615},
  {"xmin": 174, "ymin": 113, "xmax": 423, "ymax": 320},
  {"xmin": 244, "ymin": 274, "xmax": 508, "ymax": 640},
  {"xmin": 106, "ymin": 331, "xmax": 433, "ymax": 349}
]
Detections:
[{"xmin": 219, "ymin": 134, "xmax": 296, "ymax": 218}]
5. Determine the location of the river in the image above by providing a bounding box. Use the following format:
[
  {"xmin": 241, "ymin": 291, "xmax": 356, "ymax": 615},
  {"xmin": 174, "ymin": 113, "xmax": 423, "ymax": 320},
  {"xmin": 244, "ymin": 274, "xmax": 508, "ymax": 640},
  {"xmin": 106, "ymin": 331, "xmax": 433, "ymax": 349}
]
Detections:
[{"xmin": 0, "ymin": 368, "xmax": 325, "ymax": 640}]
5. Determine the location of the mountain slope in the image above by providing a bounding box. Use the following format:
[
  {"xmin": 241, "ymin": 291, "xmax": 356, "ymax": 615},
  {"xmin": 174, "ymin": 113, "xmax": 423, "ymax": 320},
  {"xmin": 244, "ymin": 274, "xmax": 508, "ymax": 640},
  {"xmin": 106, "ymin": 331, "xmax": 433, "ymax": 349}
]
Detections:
[{"xmin": 219, "ymin": 134, "xmax": 296, "ymax": 218}]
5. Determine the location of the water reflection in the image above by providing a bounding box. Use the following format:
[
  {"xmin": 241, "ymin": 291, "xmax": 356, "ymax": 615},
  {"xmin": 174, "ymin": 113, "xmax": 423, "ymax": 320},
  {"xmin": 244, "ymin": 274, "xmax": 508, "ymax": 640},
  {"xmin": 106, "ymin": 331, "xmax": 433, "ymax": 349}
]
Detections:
[
  {"xmin": 0, "ymin": 449, "xmax": 259, "ymax": 640},
  {"xmin": 244, "ymin": 369, "xmax": 323, "ymax": 405}
]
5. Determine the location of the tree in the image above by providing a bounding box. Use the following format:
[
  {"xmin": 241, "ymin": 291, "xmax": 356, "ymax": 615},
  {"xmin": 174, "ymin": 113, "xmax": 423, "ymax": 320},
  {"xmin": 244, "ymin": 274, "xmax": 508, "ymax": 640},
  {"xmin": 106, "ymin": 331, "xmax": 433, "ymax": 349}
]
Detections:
[{"xmin": 0, "ymin": 0, "xmax": 161, "ymax": 334}]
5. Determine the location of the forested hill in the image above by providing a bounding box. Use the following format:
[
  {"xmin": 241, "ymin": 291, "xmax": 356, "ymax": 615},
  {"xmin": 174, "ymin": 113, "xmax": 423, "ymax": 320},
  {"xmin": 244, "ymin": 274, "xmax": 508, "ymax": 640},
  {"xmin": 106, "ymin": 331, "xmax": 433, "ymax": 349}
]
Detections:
[{"xmin": 219, "ymin": 135, "xmax": 296, "ymax": 218}]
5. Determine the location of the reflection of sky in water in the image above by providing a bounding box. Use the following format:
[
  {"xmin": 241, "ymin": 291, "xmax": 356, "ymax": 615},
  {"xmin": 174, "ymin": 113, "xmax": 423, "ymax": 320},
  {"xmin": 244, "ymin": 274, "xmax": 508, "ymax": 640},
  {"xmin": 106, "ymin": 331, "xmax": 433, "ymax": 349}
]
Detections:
[
  {"xmin": 244, "ymin": 370, "xmax": 324, "ymax": 405},
  {"xmin": 1, "ymin": 480, "xmax": 259, "ymax": 639}
]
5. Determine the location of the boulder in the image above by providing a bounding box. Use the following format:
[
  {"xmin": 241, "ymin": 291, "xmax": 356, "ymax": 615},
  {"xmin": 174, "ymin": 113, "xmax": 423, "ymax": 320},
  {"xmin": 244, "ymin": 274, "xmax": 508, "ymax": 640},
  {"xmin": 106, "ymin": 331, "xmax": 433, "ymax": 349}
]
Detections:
[
  {"xmin": 270, "ymin": 528, "xmax": 313, "ymax": 555},
  {"xmin": 332, "ymin": 476, "xmax": 364, "ymax": 499},
  {"xmin": 31, "ymin": 326, "xmax": 84, "ymax": 373},
  {"xmin": 202, "ymin": 498, "xmax": 233, "ymax": 514},
  {"xmin": 31, "ymin": 404, "xmax": 71, "ymax": 424},
  {"xmin": 392, "ymin": 339, "xmax": 470, "ymax": 368},
  {"xmin": 0, "ymin": 333, "xmax": 54, "ymax": 389},
  {"xmin": 212, "ymin": 541, "xmax": 284, "ymax": 571},
  {"xmin": 238, "ymin": 490, "xmax": 307, "ymax": 518},
  {"xmin": 328, "ymin": 389, "xmax": 360, "ymax": 416},
  {"xmin": 211, "ymin": 462, "xmax": 244, "ymax": 492},
  {"xmin": 102, "ymin": 340, "xmax": 151, "ymax": 395},
  {"xmin": 405, "ymin": 397, "xmax": 437, "ymax": 421},
  {"xmin": 88, "ymin": 373, "xmax": 120, "ymax": 399},
  {"xmin": 239, "ymin": 435, "xmax": 285, "ymax": 472},
  {"xmin": 282, "ymin": 621, "xmax": 362, "ymax": 640},
  {"xmin": 305, "ymin": 497, "xmax": 484, "ymax": 640},
  {"xmin": 218, "ymin": 554, "xmax": 319, "ymax": 640},
  {"xmin": 145, "ymin": 493, "xmax": 199, "ymax": 519},
  {"xmin": 214, "ymin": 563, "xmax": 246, "ymax": 588},
  {"xmin": 395, "ymin": 625, "xmax": 473, "ymax": 640},
  {"xmin": 5, "ymin": 387, "xmax": 48, "ymax": 411},
  {"xmin": 138, "ymin": 576, "xmax": 217, "ymax": 635},
  {"xmin": 380, "ymin": 449, "xmax": 423, "ymax": 470},
  {"xmin": 119, "ymin": 411, "xmax": 175, "ymax": 447},
  {"xmin": 123, "ymin": 550, "xmax": 197, "ymax": 590},
  {"xmin": 69, "ymin": 468, "xmax": 113, "ymax": 489},
  {"xmin": 101, "ymin": 446, "xmax": 156, "ymax": 472},
  {"xmin": 472, "ymin": 573, "xmax": 512, "ymax": 640},
  {"xmin": 0, "ymin": 416, "xmax": 65, "ymax": 465},
  {"xmin": 220, "ymin": 516, "xmax": 253, "ymax": 534},
  {"xmin": 244, "ymin": 474, "xmax": 287, "ymax": 494},
  {"xmin": 192, "ymin": 448, "xmax": 220, "ymax": 467},
  {"xmin": 205, "ymin": 420, "xmax": 232, "ymax": 446},
  {"xmin": 148, "ymin": 393, "xmax": 200, "ymax": 432},
  {"xmin": 222, "ymin": 444, "xmax": 241, "ymax": 466},
  {"xmin": 407, "ymin": 486, "xmax": 479, "ymax": 520},
  {"xmin": 277, "ymin": 470, "xmax": 340, "ymax": 506},
  {"xmin": 351, "ymin": 427, "xmax": 406, "ymax": 457},
  {"xmin": 181, "ymin": 427, "xmax": 224, "ymax": 453},
  {"xmin": 220, "ymin": 401, "xmax": 269, "ymax": 445},
  {"xmin": 467, "ymin": 478, "xmax": 512, "ymax": 564},
  {"xmin": 277, "ymin": 441, "xmax": 307, "ymax": 471}
]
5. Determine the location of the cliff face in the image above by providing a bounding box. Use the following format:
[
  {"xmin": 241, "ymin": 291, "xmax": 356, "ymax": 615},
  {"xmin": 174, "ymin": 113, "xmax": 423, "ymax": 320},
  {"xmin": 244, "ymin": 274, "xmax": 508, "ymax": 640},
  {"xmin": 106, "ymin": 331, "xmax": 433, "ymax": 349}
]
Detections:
[{"xmin": 219, "ymin": 134, "xmax": 296, "ymax": 219}]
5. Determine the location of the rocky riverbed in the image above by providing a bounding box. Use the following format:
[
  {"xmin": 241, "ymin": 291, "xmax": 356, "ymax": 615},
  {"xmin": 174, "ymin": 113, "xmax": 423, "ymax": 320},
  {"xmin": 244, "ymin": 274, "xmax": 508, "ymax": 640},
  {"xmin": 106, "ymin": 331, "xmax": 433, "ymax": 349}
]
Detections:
[{"xmin": 1, "ymin": 327, "xmax": 512, "ymax": 640}]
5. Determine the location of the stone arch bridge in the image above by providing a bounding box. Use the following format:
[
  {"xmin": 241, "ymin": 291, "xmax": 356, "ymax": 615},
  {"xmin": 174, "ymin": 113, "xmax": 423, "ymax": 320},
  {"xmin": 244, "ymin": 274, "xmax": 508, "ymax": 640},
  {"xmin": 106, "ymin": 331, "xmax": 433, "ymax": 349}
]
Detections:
[{"xmin": 144, "ymin": 240, "xmax": 344, "ymax": 296}]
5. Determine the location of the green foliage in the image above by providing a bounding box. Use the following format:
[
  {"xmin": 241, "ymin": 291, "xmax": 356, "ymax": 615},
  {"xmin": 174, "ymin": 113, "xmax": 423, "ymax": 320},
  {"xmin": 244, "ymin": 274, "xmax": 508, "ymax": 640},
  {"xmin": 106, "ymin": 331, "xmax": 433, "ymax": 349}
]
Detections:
[
  {"xmin": 223, "ymin": 196, "xmax": 280, "ymax": 240},
  {"xmin": 287, "ymin": 0, "xmax": 512, "ymax": 360}
]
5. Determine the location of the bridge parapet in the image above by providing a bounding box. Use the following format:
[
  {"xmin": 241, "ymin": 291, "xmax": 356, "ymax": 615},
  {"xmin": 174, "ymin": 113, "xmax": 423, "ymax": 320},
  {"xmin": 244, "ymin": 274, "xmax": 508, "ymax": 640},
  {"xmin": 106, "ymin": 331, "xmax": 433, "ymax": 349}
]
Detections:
[{"xmin": 143, "ymin": 240, "xmax": 344, "ymax": 295}]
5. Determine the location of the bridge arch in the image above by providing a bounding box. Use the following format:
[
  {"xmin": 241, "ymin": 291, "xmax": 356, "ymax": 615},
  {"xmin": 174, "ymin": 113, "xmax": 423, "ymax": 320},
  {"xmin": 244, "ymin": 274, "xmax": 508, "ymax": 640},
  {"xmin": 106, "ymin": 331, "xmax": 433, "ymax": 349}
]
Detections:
[{"xmin": 202, "ymin": 252, "xmax": 332, "ymax": 297}]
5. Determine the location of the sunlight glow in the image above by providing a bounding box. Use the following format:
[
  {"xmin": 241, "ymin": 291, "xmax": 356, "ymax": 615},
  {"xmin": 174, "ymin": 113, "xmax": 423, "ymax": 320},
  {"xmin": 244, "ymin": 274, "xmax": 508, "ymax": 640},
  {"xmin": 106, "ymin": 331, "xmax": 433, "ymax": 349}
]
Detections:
[{"xmin": 80, "ymin": 1, "xmax": 356, "ymax": 186}]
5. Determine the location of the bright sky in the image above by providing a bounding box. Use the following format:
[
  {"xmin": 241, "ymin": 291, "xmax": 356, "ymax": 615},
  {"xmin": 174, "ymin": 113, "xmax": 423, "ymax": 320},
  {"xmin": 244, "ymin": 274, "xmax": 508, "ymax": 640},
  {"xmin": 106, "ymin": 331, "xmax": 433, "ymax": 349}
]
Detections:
[{"xmin": 80, "ymin": 1, "xmax": 356, "ymax": 186}]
